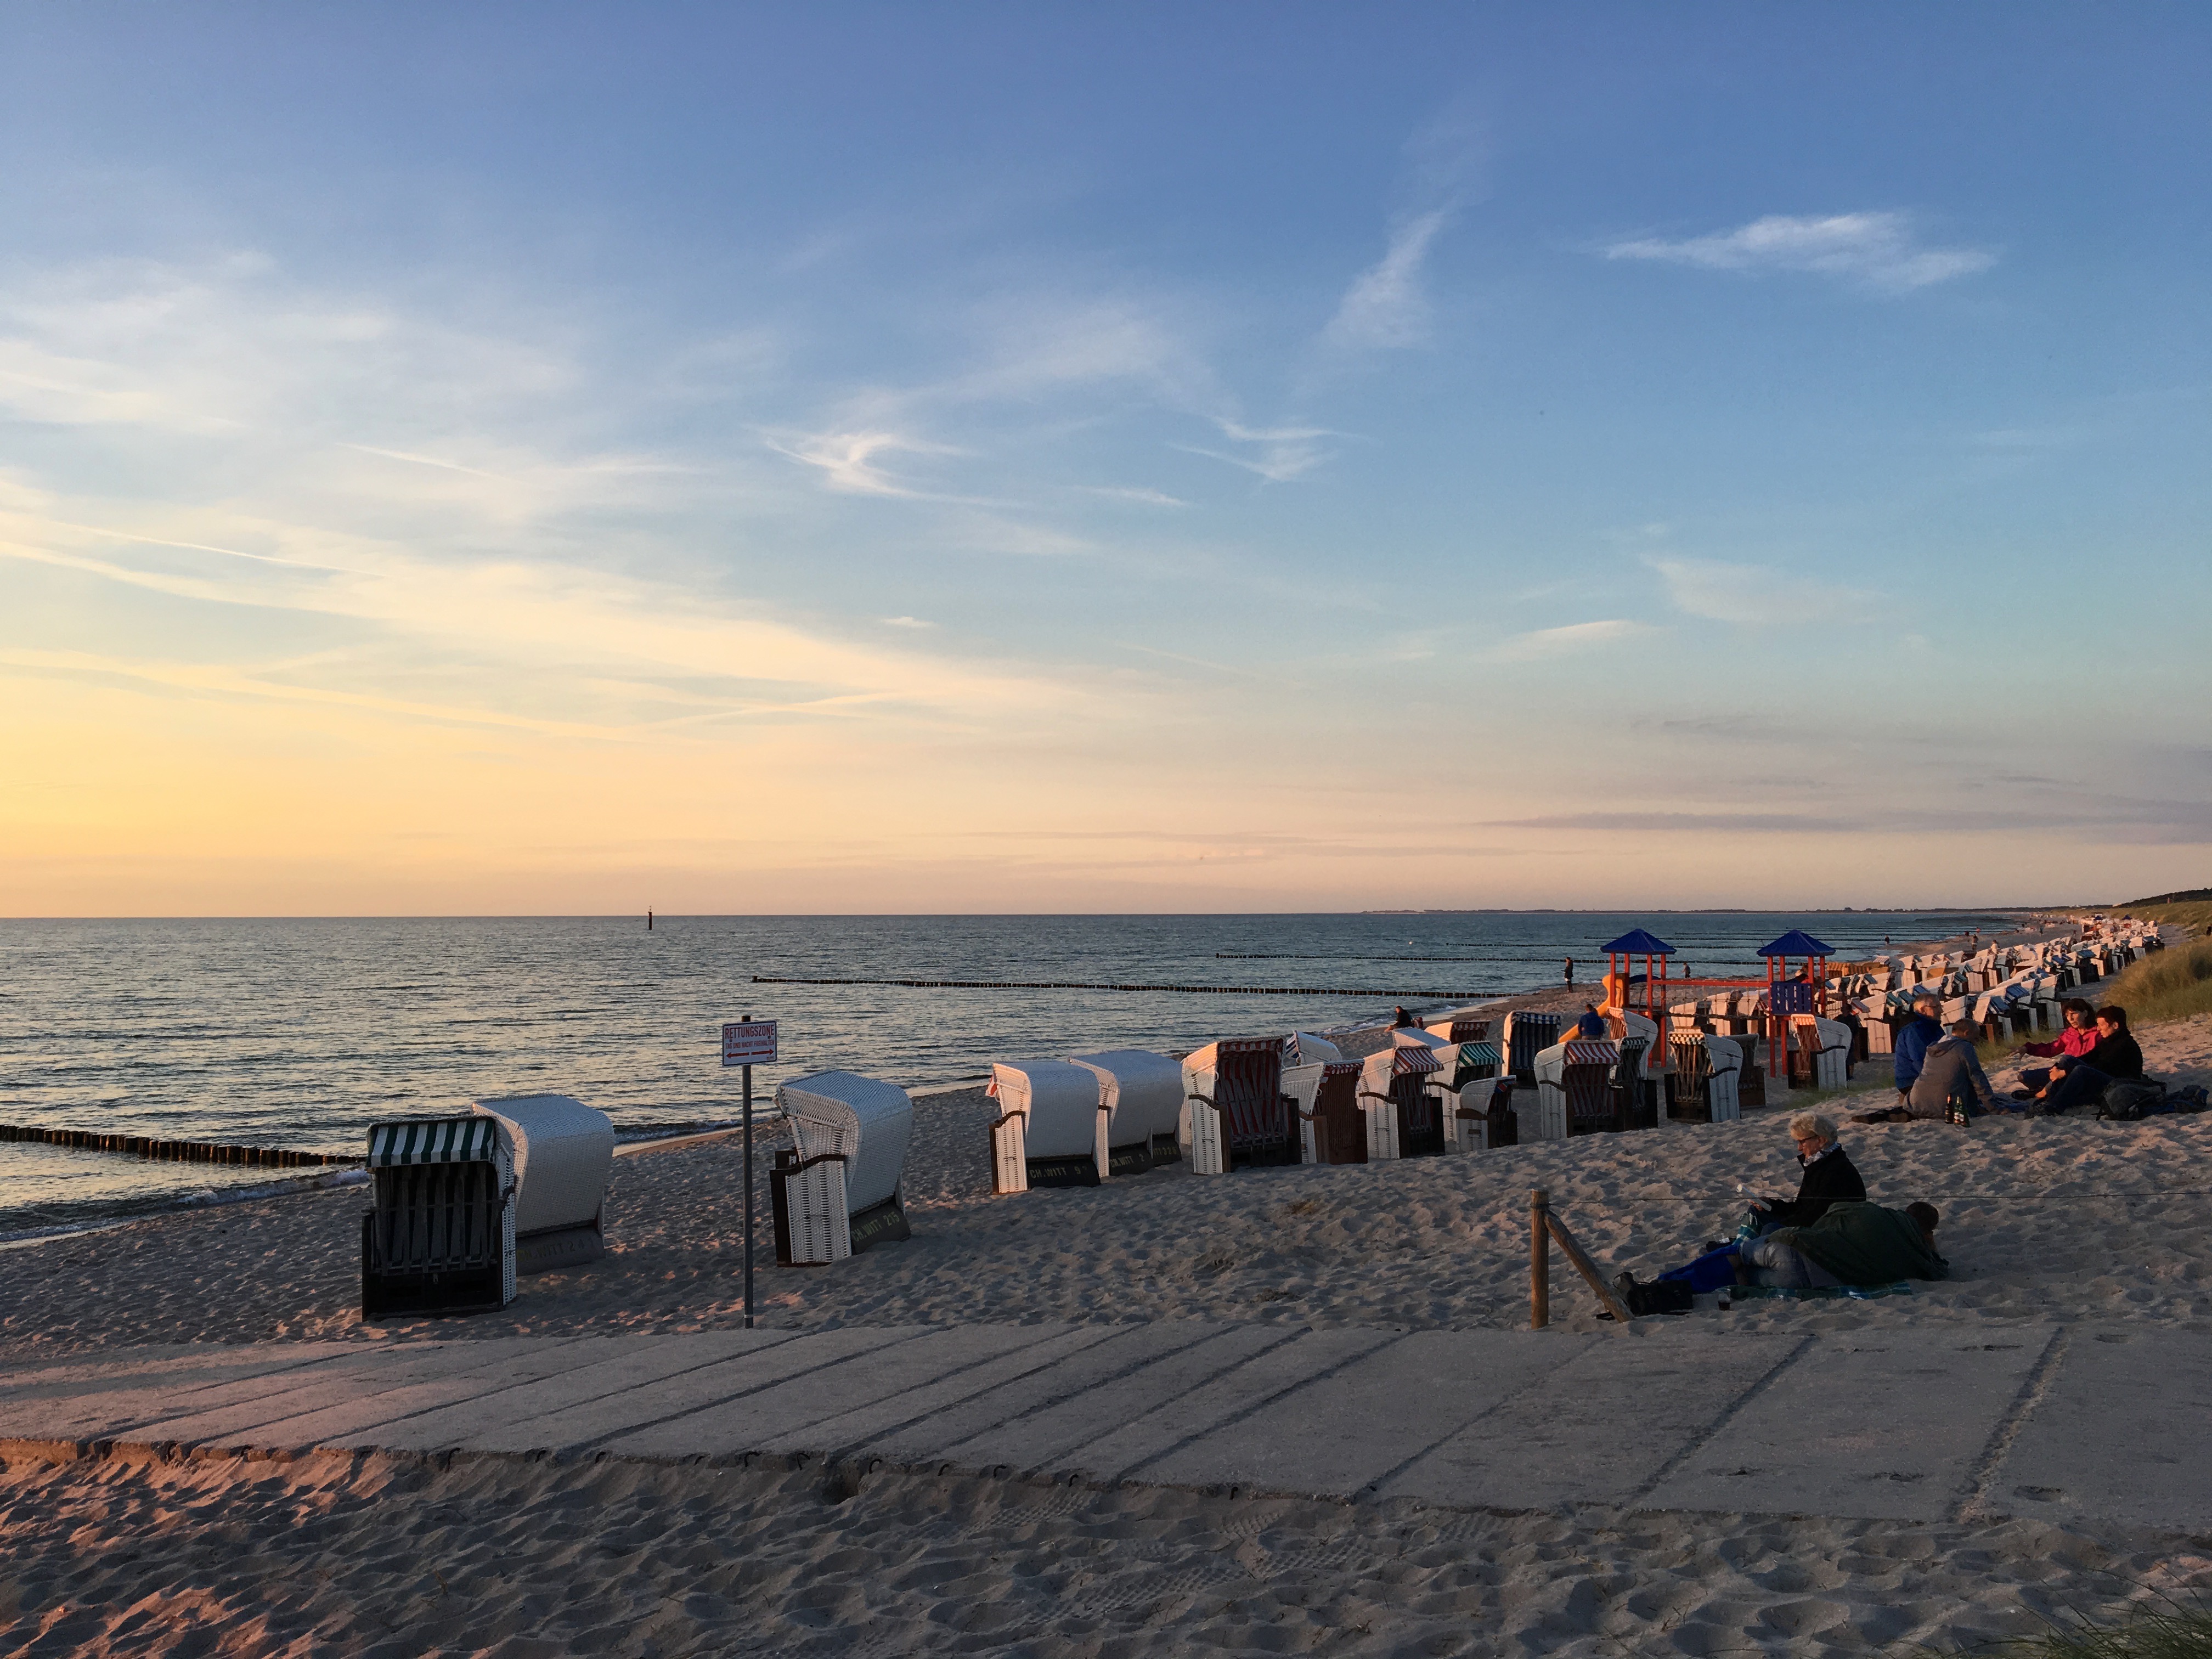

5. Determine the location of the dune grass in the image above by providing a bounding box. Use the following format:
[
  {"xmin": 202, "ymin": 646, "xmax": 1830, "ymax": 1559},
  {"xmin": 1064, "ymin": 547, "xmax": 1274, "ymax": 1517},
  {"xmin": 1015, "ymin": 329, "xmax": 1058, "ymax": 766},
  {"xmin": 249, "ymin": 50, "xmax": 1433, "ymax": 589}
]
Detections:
[
  {"xmin": 2099, "ymin": 937, "xmax": 2212, "ymax": 1029},
  {"xmin": 1953, "ymin": 1600, "xmax": 2212, "ymax": 1658}
]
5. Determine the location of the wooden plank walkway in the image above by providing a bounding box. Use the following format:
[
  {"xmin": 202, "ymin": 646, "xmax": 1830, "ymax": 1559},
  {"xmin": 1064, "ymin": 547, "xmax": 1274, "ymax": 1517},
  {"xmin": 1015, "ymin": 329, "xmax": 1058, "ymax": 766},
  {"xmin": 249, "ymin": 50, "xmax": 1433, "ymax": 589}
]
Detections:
[{"xmin": 4, "ymin": 1321, "xmax": 2206, "ymax": 1531}]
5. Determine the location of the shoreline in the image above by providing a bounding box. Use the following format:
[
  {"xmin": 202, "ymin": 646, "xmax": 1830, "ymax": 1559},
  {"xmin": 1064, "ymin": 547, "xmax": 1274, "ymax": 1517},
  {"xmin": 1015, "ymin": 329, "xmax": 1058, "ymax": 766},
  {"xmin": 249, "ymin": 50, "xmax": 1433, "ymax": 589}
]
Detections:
[{"xmin": 0, "ymin": 907, "xmax": 2074, "ymax": 1246}]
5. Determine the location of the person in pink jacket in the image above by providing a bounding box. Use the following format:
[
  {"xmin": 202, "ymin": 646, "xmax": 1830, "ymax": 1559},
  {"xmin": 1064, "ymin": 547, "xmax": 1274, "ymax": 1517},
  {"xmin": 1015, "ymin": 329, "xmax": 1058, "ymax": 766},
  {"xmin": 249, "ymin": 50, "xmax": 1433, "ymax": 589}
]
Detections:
[{"xmin": 2014, "ymin": 998, "xmax": 2097, "ymax": 1097}]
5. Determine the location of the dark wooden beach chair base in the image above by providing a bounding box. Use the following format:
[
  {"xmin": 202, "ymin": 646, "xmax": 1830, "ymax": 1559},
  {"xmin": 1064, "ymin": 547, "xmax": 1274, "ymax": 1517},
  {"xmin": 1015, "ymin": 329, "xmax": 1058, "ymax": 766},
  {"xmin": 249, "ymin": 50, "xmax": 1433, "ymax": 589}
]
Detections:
[
  {"xmin": 1025, "ymin": 1152, "xmax": 1102, "ymax": 1188},
  {"xmin": 1104, "ymin": 1139, "xmax": 1153, "ymax": 1177},
  {"xmin": 1149, "ymin": 1131, "xmax": 1182, "ymax": 1164},
  {"xmin": 849, "ymin": 1191, "xmax": 911, "ymax": 1254}
]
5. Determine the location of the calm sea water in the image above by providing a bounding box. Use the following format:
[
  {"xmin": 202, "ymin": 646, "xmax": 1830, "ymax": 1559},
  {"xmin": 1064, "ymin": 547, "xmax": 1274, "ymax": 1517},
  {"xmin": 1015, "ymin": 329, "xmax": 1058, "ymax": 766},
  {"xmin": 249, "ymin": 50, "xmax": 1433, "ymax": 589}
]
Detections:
[{"xmin": 0, "ymin": 911, "xmax": 2011, "ymax": 1233}]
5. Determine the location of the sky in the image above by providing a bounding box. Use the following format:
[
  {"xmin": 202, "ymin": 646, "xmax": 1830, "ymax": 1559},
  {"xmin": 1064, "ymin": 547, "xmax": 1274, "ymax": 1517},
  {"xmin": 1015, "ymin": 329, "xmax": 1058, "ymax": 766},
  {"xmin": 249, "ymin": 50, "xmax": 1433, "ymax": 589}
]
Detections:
[{"xmin": 1, "ymin": 2, "xmax": 2207, "ymax": 916}]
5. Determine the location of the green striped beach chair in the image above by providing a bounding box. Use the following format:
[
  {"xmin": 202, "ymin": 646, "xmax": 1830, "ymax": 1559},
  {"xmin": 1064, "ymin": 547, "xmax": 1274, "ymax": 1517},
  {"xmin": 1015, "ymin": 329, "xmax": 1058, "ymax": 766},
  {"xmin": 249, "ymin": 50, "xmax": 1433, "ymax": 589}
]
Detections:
[{"xmin": 362, "ymin": 1116, "xmax": 515, "ymax": 1319}]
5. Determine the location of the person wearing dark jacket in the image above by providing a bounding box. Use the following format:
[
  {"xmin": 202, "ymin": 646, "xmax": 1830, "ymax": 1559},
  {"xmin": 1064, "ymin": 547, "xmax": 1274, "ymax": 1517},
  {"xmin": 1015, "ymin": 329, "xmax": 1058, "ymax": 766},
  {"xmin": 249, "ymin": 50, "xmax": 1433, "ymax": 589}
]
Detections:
[
  {"xmin": 2030, "ymin": 1005, "xmax": 2145, "ymax": 1114},
  {"xmin": 1907, "ymin": 1022, "xmax": 2005, "ymax": 1120},
  {"xmin": 1750, "ymin": 1113, "xmax": 1866, "ymax": 1227},
  {"xmin": 1892, "ymin": 993, "xmax": 1946, "ymax": 1105}
]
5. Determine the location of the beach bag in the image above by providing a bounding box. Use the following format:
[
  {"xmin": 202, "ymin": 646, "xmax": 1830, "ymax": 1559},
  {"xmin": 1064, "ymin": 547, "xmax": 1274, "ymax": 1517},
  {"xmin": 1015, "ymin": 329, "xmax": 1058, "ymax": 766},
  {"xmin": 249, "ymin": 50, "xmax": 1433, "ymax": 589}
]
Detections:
[
  {"xmin": 1624, "ymin": 1277, "xmax": 1695, "ymax": 1316},
  {"xmin": 2169, "ymin": 1084, "xmax": 2210, "ymax": 1114},
  {"xmin": 2097, "ymin": 1079, "xmax": 2166, "ymax": 1121}
]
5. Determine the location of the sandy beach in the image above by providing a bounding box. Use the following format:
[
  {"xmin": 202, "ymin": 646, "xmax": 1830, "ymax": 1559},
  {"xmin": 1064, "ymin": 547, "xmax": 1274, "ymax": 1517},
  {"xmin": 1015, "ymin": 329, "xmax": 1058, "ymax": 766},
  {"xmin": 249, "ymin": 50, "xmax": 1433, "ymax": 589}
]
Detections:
[{"xmin": 4, "ymin": 921, "xmax": 2207, "ymax": 1656}]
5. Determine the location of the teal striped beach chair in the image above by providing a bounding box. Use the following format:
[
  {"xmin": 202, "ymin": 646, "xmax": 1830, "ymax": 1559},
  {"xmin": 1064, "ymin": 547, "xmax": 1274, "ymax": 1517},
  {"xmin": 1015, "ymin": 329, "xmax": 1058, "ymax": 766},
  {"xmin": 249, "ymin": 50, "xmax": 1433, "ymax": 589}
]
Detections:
[{"xmin": 362, "ymin": 1116, "xmax": 515, "ymax": 1319}]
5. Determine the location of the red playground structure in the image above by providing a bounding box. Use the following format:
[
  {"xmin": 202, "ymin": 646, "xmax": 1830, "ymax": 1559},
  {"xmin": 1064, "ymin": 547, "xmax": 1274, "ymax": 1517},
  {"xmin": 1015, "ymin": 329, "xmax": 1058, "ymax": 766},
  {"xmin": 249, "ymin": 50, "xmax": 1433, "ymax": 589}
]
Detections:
[{"xmin": 1601, "ymin": 927, "xmax": 1836, "ymax": 1082}]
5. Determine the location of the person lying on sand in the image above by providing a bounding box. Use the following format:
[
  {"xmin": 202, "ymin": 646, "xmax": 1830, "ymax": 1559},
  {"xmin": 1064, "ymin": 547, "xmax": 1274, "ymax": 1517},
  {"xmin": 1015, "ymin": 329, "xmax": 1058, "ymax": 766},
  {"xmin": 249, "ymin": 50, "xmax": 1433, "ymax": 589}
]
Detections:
[
  {"xmin": 1739, "ymin": 1200, "xmax": 1945, "ymax": 1290},
  {"xmin": 1744, "ymin": 1113, "xmax": 1866, "ymax": 1229},
  {"xmin": 2018, "ymin": 1005, "xmax": 2144, "ymax": 1115},
  {"xmin": 1905, "ymin": 1020, "xmax": 2005, "ymax": 1120}
]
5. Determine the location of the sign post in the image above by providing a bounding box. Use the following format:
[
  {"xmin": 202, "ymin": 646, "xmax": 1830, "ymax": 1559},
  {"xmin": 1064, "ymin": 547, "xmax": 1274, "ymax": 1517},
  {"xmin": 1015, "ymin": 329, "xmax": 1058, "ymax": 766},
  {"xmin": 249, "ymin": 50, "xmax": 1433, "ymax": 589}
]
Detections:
[{"xmin": 720, "ymin": 1017, "xmax": 778, "ymax": 1328}]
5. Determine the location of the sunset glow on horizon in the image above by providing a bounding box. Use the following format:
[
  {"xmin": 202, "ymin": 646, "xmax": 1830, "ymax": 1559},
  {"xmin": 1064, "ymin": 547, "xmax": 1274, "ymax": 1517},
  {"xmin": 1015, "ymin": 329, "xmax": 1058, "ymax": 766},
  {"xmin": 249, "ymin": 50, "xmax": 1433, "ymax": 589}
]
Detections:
[{"xmin": 4, "ymin": 6, "xmax": 2207, "ymax": 916}]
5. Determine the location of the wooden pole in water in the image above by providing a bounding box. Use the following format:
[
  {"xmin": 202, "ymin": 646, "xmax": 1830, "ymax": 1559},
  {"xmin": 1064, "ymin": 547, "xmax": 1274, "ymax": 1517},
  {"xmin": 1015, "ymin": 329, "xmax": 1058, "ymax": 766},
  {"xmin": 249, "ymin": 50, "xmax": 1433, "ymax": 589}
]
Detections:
[{"xmin": 1530, "ymin": 1188, "xmax": 1550, "ymax": 1329}]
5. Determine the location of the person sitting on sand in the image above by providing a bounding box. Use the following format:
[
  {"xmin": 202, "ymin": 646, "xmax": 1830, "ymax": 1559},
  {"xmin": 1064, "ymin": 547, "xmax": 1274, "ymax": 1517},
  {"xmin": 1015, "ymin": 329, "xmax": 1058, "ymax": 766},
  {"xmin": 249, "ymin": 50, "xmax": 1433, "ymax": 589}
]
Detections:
[
  {"xmin": 1905, "ymin": 1020, "xmax": 2005, "ymax": 1120},
  {"xmin": 1746, "ymin": 1113, "xmax": 1866, "ymax": 1229},
  {"xmin": 2014, "ymin": 997, "xmax": 2098, "ymax": 1097},
  {"xmin": 1739, "ymin": 1200, "xmax": 1945, "ymax": 1290},
  {"xmin": 2023, "ymin": 1005, "xmax": 2144, "ymax": 1115},
  {"xmin": 1570, "ymin": 1002, "xmax": 1608, "ymax": 1041},
  {"xmin": 1892, "ymin": 991, "xmax": 1946, "ymax": 1109}
]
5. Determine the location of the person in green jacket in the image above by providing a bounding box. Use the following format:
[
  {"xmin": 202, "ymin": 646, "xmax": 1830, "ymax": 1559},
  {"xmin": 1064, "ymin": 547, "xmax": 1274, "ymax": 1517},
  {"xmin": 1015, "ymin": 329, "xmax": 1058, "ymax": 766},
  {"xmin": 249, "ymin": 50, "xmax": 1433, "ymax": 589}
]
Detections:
[{"xmin": 1740, "ymin": 1200, "xmax": 1945, "ymax": 1289}]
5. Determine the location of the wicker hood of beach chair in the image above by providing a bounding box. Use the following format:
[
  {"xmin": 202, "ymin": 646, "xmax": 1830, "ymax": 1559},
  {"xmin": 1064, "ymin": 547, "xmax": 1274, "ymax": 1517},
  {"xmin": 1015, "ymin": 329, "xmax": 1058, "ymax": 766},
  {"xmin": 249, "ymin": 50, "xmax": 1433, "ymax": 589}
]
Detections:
[
  {"xmin": 1283, "ymin": 1030, "xmax": 1343, "ymax": 1066},
  {"xmin": 988, "ymin": 1059, "xmax": 1102, "ymax": 1191},
  {"xmin": 470, "ymin": 1094, "xmax": 613, "ymax": 1274},
  {"xmin": 774, "ymin": 1070, "xmax": 915, "ymax": 1262},
  {"xmin": 1069, "ymin": 1048, "xmax": 1182, "ymax": 1175}
]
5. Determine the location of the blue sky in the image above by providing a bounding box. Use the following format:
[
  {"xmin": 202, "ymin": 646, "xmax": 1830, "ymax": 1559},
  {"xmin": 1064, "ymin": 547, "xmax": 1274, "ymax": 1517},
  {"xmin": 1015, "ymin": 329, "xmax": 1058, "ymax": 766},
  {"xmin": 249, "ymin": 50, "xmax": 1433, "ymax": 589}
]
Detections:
[{"xmin": 2, "ymin": 3, "xmax": 2207, "ymax": 913}]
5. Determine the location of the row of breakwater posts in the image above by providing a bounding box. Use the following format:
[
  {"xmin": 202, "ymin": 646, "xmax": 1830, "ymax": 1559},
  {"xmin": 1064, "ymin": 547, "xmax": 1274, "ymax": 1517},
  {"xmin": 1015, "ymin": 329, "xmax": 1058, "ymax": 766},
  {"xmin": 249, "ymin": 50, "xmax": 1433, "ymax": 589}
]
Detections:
[{"xmin": 0, "ymin": 1123, "xmax": 360, "ymax": 1169}]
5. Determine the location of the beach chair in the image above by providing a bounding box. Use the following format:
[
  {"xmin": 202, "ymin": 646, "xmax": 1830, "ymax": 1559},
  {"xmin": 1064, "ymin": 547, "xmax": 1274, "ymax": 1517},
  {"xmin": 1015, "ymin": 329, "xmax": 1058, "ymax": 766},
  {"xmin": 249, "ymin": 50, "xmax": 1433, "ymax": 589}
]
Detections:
[
  {"xmin": 989, "ymin": 1059, "xmax": 1107, "ymax": 1192},
  {"xmin": 774, "ymin": 1071, "xmax": 914, "ymax": 1263},
  {"xmin": 1440, "ymin": 1073, "xmax": 1497, "ymax": 1153},
  {"xmin": 1667, "ymin": 1034, "xmax": 1742, "ymax": 1124},
  {"xmin": 1283, "ymin": 1030, "xmax": 1343, "ymax": 1067},
  {"xmin": 1789, "ymin": 1017, "xmax": 1852, "ymax": 1091},
  {"xmin": 1181, "ymin": 1038, "xmax": 1295, "ymax": 1175},
  {"xmin": 471, "ymin": 1094, "xmax": 613, "ymax": 1274},
  {"xmin": 1534, "ymin": 1039, "xmax": 1620, "ymax": 1138},
  {"xmin": 361, "ymin": 1116, "xmax": 515, "ymax": 1319},
  {"xmin": 1069, "ymin": 1049, "xmax": 1182, "ymax": 1177},
  {"xmin": 1501, "ymin": 1011, "xmax": 1562, "ymax": 1084},
  {"xmin": 1611, "ymin": 1037, "xmax": 1650, "ymax": 1130},
  {"xmin": 1423, "ymin": 1017, "xmax": 1493, "ymax": 1045},
  {"xmin": 1286, "ymin": 1059, "xmax": 1365, "ymax": 1164},
  {"xmin": 1482, "ymin": 1078, "xmax": 1520, "ymax": 1147},
  {"xmin": 1424, "ymin": 1033, "xmax": 1500, "ymax": 1136},
  {"xmin": 1359, "ymin": 1042, "xmax": 1444, "ymax": 1159}
]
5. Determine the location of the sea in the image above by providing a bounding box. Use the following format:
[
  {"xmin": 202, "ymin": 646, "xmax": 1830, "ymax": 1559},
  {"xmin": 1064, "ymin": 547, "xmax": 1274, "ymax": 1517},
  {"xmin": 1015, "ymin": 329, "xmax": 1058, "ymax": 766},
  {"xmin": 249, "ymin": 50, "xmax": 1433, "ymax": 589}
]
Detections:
[{"xmin": 0, "ymin": 910, "xmax": 2016, "ymax": 1236}]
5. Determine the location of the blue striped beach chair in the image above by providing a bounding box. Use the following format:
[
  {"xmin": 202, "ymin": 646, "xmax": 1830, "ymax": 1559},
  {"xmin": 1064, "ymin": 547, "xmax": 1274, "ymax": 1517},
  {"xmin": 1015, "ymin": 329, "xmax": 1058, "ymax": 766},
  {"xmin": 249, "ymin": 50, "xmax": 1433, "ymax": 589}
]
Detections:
[{"xmin": 362, "ymin": 1116, "xmax": 515, "ymax": 1319}]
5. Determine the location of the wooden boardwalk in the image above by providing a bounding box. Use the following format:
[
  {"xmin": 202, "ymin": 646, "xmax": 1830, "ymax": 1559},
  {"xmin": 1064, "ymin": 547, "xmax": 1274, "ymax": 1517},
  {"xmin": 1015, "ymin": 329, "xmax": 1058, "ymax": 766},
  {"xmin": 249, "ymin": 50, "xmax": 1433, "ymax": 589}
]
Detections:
[{"xmin": 5, "ymin": 1320, "xmax": 2207, "ymax": 1530}]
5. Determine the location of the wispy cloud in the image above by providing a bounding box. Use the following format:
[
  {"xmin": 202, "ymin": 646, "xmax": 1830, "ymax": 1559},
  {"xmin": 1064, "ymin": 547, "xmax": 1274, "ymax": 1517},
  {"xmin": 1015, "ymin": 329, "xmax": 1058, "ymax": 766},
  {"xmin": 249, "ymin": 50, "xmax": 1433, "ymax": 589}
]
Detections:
[
  {"xmin": 1177, "ymin": 419, "xmax": 1338, "ymax": 483},
  {"xmin": 1490, "ymin": 619, "xmax": 1655, "ymax": 661},
  {"xmin": 1647, "ymin": 556, "xmax": 1878, "ymax": 625},
  {"xmin": 768, "ymin": 428, "xmax": 968, "ymax": 497},
  {"xmin": 1604, "ymin": 212, "xmax": 1994, "ymax": 292},
  {"xmin": 879, "ymin": 616, "xmax": 934, "ymax": 629},
  {"xmin": 1323, "ymin": 209, "xmax": 1452, "ymax": 351},
  {"xmin": 1074, "ymin": 484, "xmax": 1189, "ymax": 507}
]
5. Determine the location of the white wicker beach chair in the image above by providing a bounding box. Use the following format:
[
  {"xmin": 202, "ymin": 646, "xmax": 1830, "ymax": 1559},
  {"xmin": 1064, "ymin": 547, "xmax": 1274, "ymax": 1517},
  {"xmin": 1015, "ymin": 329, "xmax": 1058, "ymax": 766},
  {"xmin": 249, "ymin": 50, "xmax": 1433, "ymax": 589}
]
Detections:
[
  {"xmin": 1286, "ymin": 1059, "xmax": 1365, "ymax": 1163},
  {"xmin": 1358, "ymin": 1043, "xmax": 1442, "ymax": 1160},
  {"xmin": 1068, "ymin": 1049, "xmax": 1183, "ymax": 1178},
  {"xmin": 774, "ymin": 1070, "xmax": 915, "ymax": 1263},
  {"xmin": 1533, "ymin": 1039, "xmax": 1620, "ymax": 1139},
  {"xmin": 361, "ymin": 1116, "xmax": 515, "ymax": 1319},
  {"xmin": 1181, "ymin": 1039, "xmax": 1295, "ymax": 1175},
  {"xmin": 471, "ymin": 1094, "xmax": 613, "ymax": 1274},
  {"xmin": 988, "ymin": 1060, "xmax": 1102, "ymax": 1192},
  {"xmin": 1787, "ymin": 1016, "xmax": 1853, "ymax": 1090}
]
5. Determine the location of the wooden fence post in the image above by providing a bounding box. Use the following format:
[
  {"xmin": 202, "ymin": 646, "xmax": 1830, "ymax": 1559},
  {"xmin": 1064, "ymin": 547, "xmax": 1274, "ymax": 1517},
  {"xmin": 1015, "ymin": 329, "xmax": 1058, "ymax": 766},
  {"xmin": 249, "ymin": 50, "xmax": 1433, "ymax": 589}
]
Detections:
[{"xmin": 1530, "ymin": 1188, "xmax": 1550, "ymax": 1329}]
